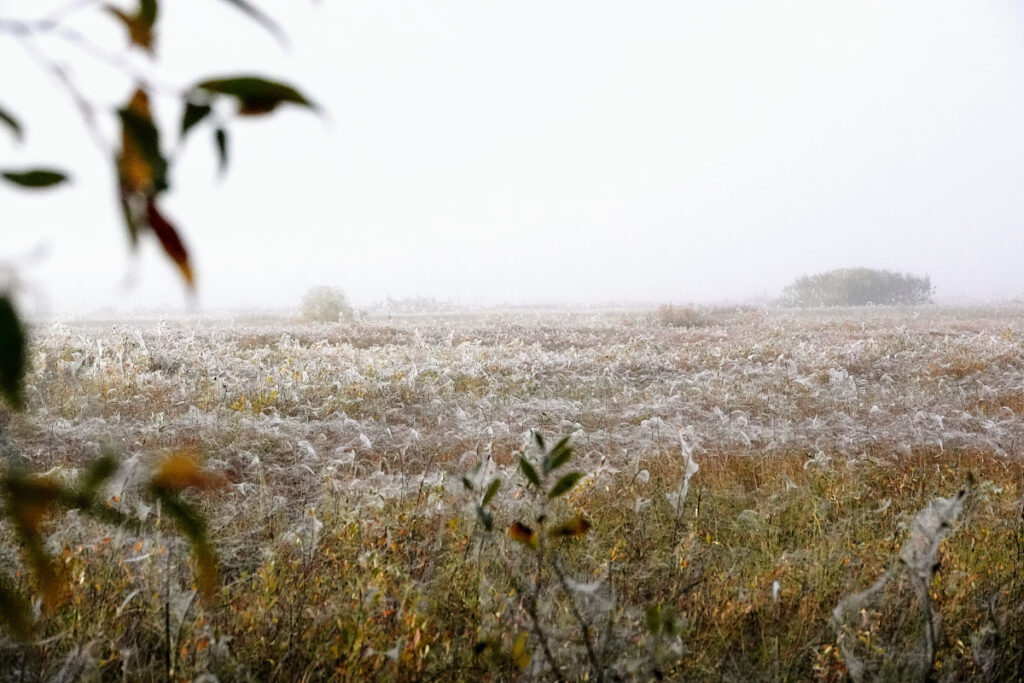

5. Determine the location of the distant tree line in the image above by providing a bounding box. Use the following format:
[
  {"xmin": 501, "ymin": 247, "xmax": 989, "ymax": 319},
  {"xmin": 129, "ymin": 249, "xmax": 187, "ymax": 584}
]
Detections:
[{"xmin": 781, "ymin": 268, "xmax": 934, "ymax": 307}]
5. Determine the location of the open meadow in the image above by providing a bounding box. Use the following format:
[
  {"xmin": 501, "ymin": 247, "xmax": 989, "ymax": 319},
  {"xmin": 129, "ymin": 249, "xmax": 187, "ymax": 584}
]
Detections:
[{"xmin": 3, "ymin": 305, "xmax": 1024, "ymax": 681}]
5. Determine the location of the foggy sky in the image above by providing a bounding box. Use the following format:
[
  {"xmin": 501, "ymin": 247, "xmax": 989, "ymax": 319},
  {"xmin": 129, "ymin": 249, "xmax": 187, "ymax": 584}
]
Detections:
[{"xmin": 4, "ymin": 0, "xmax": 1024, "ymax": 314}]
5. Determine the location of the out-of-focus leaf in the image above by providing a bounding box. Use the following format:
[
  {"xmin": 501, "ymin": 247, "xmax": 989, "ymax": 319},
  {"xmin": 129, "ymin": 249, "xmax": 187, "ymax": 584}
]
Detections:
[
  {"xmin": 149, "ymin": 451, "xmax": 220, "ymax": 598},
  {"xmin": 181, "ymin": 102, "xmax": 213, "ymax": 139},
  {"xmin": 104, "ymin": 0, "xmax": 158, "ymax": 53},
  {"xmin": 475, "ymin": 505, "xmax": 493, "ymax": 532},
  {"xmin": 548, "ymin": 471, "xmax": 583, "ymax": 499},
  {"xmin": 533, "ymin": 431, "xmax": 545, "ymax": 452},
  {"xmin": 193, "ymin": 76, "xmax": 316, "ymax": 116},
  {"xmin": 23, "ymin": 533, "xmax": 62, "ymax": 608},
  {"xmin": 511, "ymin": 632, "xmax": 531, "ymax": 669},
  {"xmin": 3, "ymin": 471, "xmax": 63, "ymax": 607},
  {"xmin": 0, "ymin": 572, "xmax": 32, "ymax": 641},
  {"xmin": 662, "ymin": 606, "xmax": 677, "ymax": 635},
  {"xmin": 544, "ymin": 435, "xmax": 572, "ymax": 474},
  {"xmin": 461, "ymin": 476, "xmax": 474, "ymax": 492},
  {"xmin": 214, "ymin": 0, "xmax": 285, "ymax": 43},
  {"xmin": 0, "ymin": 297, "xmax": 26, "ymax": 409},
  {"xmin": 150, "ymin": 451, "xmax": 217, "ymax": 491},
  {"xmin": 118, "ymin": 89, "xmax": 168, "ymax": 195},
  {"xmin": 518, "ymin": 455, "xmax": 540, "ymax": 489},
  {"xmin": 156, "ymin": 491, "xmax": 218, "ymax": 598},
  {"xmin": 509, "ymin": 522, "xmax": 538, "ymax": 548},
  {"xmin": 214, "ymin": 127, "xmax": 228, "ymax": 175},
  {"xmin": 140, "ymin": 0, "xmax": 158, "ymax": 24},
  {"xmin": 548, "ymin": 515, "xmax": 591, "ymax": 538},
  {"xmin": 482, "ymin": 478, "xmax": 501, "ymax": 506},
  {"xmin": 77, "ymin": 452, "xmax": 119, "ymax": 502},
  {"xmin": 118, "ymin": 190, "xmax": 141, "ymax": 247},
  {"xmin": 3, "ymin": 471, "xmax": 59, "ymax": 538},
  {"xmin": 644, "ymin": 604, "xmax": 661, "ymax": 634},
  {"xmin": 1, "ymin": 169, "xmax": 68, "ymax": 189},
  {"xmin": 0, "ymin": 104, "xmax": 22, "ymax": 142},
  {"xmin": 644, "ymin": 603, "xmax": 677, "ymax": 635},
  {"xmin": 146, "ymin": 199, "xmax": 194, "ymax": 288}
]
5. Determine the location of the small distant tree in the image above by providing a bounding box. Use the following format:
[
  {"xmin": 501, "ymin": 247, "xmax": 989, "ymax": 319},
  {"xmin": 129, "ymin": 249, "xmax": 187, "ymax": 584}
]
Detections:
[
  {"xmin": 780, "ymin": 268, "xmax": 934, "ymax": 307},
  {"xmin": 300, "ymin": 285, "xmax": 353, "ymax": 322}
]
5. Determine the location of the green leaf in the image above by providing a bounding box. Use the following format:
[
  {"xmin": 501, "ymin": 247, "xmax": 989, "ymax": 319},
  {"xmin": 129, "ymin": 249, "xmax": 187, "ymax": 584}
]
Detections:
[
  {"xmin": 518, "ymin": 455, "xmax": 541, "ymax": 489},
  {"xmin": 661, "ymin": 606, "xmax": 678, "ymax": 635},
  {"xmin": 118, "ymin": 190, "xmax": 141, "ymax": 247},
  {"xmin": 78, "ymin": 453, "xmax": 119, "ymax": 502},
  {"xmin": 0, "ymin": 104, "xmax": 22, "ymax": 142},
  {"xmin": 181, "ymin": 102, "xmax": 213, "ymax": 139},
  {"xmin": 548, "ymin": 515, "xmax": 591, "ymax": 538},
  {"xmin": 0, "ymin": 297, "xmax": 26, "ymax": 409},
  {"xmin": 193, "ymin": 76, "xmax": 316, "ymax": 116},
  {"xmin": 547, "ymin": 471, "xmax": 583, "ymax": 499},
  {"xmin": 214, "ymin": 0, "xmax": 286, "ymax": 43},
  {"xmin": 544, "ymin": 435, "xmax": 572, "ymax": 474},
  {"xmin": 214, "ymin": 127, "xmax": 228, "ymax": 175},
  {"xmin": 140, "ymin": 0, "xmax": 158, "ymax": 25},
  {"xmin": 154, "ymin": 490, "xmax": 218, "ymax": 598},
  {"xmin": 475, "ymin": 505, "xmax": 493, "ymax": 532},
  {"xmin": 482, "ymin": 478, "xmax": 501, "ymax": 506},
  {"xmin": 461, "ymin": 476, "xmax": 474, "ymax": 492},
  {"xmin": 1, "ymin": 169, "xmax": 68, "ymax": 189},
  {"xmin": 533, "ymin": 431, "xmax": 545, "ymax": 452},
  {"xmin": 0, "ymin": 572, "xmax": 32, "ymax": 641},
  {"xmin": 645, "ymin": 605, "xmax": 661, "ymax": 634}
]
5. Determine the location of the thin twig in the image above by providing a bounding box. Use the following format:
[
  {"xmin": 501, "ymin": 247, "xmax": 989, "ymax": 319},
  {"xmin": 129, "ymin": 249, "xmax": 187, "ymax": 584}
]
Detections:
[
  {"xmin": 521, "ymin": 591, "xmax": 567, "ymax": 683},
  {"xmin": 164, "ymin": 543, "xmax": 172, "ymax": 683},
  {"xmin": 550, "ymin": 556, "xmax": 605, "ymax": 682},
  {"xmin": 599, "ymin": 560, "xmax": 616, "ymax": 667},
  {"xmin": 44, "ymin": 0, "xmax": 104, "ymax": 23},
  {"xmin": 172, "ymin": 590, "xmax": 199, "ymax": 678},
  {"xmin": 10, "ymin": 32, "xmax": 109, "ymax": 153},
  {"xmin": 50, "ymin": 26, "xmax": 184, "ymax": 97},
  {"xmin": 514, "ymin": 543, "xmax": 567, "ymax": 683}
]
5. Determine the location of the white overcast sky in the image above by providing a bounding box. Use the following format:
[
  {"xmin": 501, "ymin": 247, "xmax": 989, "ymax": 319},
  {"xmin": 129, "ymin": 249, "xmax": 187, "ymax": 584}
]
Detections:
[{"xmin": 3, "ymin": 0, "xmax": 1024, "ymax": 313}]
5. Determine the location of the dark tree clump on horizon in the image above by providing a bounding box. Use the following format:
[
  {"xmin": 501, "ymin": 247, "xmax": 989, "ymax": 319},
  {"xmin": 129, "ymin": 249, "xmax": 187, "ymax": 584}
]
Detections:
[{"xmin": 781, "ymin": 267, "xmax": 934, "ymax": 307}]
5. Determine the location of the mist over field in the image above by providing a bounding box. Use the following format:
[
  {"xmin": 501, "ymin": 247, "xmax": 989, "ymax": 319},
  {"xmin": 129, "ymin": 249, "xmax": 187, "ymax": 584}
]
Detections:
[{"xmin": 4, "ymin": 1, "xmax": 1024, "ymax": 314}]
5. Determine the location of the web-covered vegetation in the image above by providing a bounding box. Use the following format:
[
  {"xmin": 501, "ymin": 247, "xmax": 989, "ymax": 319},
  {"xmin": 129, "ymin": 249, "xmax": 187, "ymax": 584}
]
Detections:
[{"xmin": 2, "ymin": 306, "xmax": 1024, "ymax": 680}]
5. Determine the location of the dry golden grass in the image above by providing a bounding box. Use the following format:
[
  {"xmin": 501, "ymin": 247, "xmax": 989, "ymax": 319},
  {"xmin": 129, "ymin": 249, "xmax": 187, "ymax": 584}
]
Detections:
[{"xmin": 3, "ymin": 306, "xmax": 1024, "ymax": 680}]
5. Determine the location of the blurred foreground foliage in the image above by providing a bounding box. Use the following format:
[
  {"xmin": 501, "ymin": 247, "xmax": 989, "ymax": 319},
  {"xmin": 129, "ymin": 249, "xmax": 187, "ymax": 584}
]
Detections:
[
  {"xmin": 0, "ymin": 0, "xmax": 315, "ymax": 667},
  {"xmin": 1, "ymin": 0, "xmax": 318, "ymax": 293}
]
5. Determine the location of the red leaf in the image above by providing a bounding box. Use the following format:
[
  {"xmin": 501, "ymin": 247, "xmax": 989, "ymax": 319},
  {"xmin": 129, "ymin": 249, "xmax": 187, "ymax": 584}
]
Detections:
[{"xmin": 146, "ymin": 199, "xmax": 193, "ymax": 287}]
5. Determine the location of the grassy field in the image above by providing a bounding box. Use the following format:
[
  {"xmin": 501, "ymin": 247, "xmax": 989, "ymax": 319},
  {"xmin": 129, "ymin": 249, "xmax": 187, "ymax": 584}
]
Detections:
[{"xmin": 2, "ymin": 305, "xmax": 1024, "ymax": 681}]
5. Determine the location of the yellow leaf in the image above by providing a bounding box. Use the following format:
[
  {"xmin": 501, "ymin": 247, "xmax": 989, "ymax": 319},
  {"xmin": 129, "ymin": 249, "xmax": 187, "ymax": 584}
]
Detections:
[
  {"xmin": 118, "ymin": 89, "xmax": 155, "ymax": 194},
  {"xmin": 509, "ymin": 522, "xmax": 538, "ymax": 549},
  {"xmin": 548, "ymin": 515, "xmax": 592, "ymax": 538},
  {"xmin": 511, "ymin": 632, "xmax": 531, "ymax": 668},
  {"xmin": 150, "ymin": 451, "xmax": 218, "ymax": 491}
]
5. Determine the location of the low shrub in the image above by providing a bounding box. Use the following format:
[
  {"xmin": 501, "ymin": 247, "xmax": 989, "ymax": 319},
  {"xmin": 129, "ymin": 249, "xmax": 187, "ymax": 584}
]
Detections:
[{"xmin": 654, "ymin": 304, "xmax": 711, "ymax": 328}]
